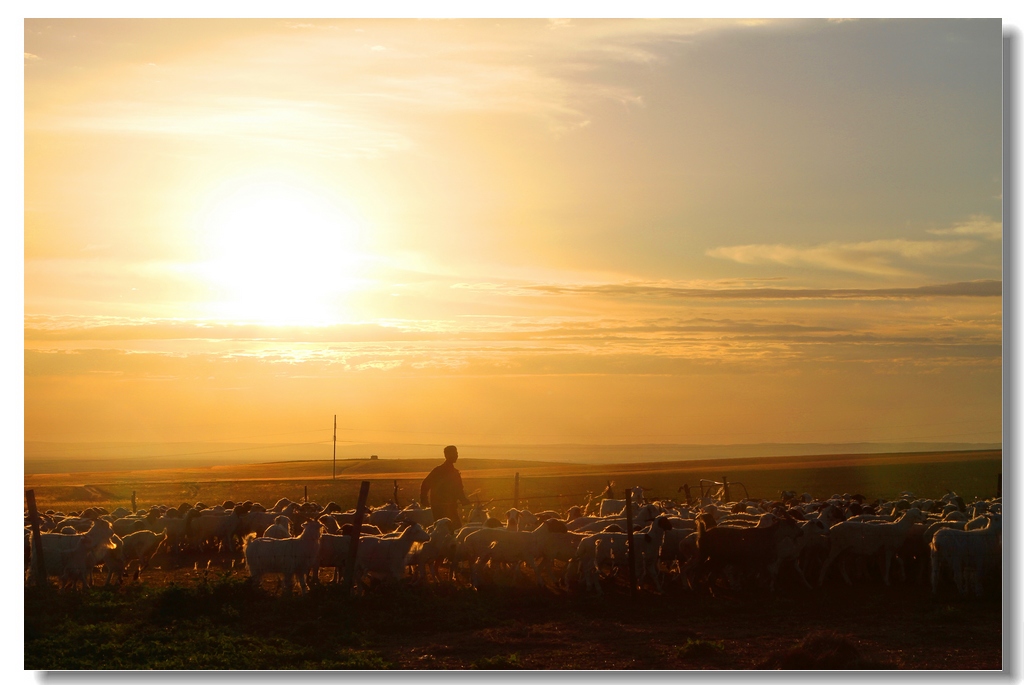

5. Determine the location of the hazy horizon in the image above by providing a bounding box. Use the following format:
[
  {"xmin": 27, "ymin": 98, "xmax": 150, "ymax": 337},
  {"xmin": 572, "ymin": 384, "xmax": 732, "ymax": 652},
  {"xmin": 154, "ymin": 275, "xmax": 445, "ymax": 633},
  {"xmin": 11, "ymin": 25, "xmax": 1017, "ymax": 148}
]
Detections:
[
  {"xmin": 24, "ymin": 439, "xmax": 1002, "ymax": 475},
  {"xmin": 25, "ymin": 19, "xmax": 1002, "ymax": 450}
]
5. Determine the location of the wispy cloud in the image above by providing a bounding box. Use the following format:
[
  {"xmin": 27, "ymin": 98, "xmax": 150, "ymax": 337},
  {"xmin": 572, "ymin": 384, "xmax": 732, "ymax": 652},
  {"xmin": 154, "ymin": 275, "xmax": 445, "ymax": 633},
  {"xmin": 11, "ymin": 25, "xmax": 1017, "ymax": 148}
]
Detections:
[
  {"xmin": 706, "ymin": 239, "xmax": 978, "ymax": 276},
  {"xmin": 26, "ymin": 19, "xmax": 781, "ymax": 150},
  {"xmin": 24, "ymin": 52, "xmax": 40, "ymax": 62},
  {"xmin": 927, "ymin": 214, "xmax": 1002, "ymax": 241},
  {"xmin": 492, "ymin": 280, "xmax": 1002, "ymax": 300},
  {"xmin": 38, "ymin": 97, "xmax": 412, "ymax": 159}
]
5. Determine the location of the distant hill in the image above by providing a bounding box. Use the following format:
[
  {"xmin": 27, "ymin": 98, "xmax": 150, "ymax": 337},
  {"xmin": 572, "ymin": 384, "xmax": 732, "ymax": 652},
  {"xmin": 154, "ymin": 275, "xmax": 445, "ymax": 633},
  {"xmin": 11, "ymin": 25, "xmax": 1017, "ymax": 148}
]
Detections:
[{"xmin": 24, "ymin": 440, "xmax": 1001, "ymax": 475}]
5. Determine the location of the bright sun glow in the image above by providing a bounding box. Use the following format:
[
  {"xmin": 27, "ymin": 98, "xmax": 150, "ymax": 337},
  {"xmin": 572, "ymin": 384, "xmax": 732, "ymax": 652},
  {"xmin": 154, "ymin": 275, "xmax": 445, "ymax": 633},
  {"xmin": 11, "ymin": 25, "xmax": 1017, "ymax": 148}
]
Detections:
[{"xmin": 196, "ymin": 177, "xmax": 366, "ymax": 324}]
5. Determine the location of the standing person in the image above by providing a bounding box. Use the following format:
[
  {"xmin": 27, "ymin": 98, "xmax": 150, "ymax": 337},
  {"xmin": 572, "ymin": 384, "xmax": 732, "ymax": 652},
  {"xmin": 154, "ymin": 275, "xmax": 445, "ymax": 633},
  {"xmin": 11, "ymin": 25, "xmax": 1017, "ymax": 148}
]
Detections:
[{"xmin": 420, "ymin": 445, "xmax": 471, "ymax": 528}]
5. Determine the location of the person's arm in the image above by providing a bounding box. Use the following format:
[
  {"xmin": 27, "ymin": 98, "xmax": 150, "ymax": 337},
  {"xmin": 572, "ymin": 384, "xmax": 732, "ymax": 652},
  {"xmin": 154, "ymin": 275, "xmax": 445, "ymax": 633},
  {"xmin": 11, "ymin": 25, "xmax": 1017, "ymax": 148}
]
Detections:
[{"xmin": 456, "ymin": 471, "xmax": 470, "ymax": 505}]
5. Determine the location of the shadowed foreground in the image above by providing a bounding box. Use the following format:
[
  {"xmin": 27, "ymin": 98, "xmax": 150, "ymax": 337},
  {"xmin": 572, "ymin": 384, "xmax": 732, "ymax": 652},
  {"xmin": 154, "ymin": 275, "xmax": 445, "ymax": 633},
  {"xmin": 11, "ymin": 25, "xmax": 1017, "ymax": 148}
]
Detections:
[{"xmin": 25, "ymin": 575, "xmax": 1000, "ymax": 670}]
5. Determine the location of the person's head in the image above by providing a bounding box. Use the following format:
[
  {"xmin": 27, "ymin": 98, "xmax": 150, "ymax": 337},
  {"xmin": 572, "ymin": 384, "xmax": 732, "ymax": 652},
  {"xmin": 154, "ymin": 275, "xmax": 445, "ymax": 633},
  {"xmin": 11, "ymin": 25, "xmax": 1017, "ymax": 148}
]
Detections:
[{"xmin": 443, "ymin": 445, "xmax": 458, "ymax": 463}]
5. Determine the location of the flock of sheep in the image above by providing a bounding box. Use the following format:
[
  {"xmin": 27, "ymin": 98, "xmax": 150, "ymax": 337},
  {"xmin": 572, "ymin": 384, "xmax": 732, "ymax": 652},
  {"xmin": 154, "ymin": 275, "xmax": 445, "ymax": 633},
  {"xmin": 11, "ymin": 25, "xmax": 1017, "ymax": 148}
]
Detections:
[{"xmin": 24, "ymin": 485, "xmax": 1002, "ymax": 599}]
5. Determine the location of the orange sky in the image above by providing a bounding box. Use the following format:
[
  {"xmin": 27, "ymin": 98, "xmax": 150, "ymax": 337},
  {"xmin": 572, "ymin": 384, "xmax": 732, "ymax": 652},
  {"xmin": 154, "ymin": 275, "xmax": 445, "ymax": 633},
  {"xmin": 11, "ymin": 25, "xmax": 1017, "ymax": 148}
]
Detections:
[{"xmin": 22, "ymin": 19, "xmax": 1003, "ymax": 452}]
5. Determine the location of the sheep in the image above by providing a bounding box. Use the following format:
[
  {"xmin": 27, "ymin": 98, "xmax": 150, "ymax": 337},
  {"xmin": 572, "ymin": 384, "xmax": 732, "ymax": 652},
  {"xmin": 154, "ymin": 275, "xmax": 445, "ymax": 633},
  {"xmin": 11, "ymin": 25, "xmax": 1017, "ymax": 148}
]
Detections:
[
  {"xmin": 111, "ymin": 517, "xmax": 147, "ymax": 538},
  {"xmin": 567, "ymin": 517, "xmax": 673, "ymax": 594},
  {"xmin": 244, "ymin": 520, "xmax": 323, "ymax": 594},
  {"xmin": 28, "ymin": 519, "xmax": 118, "ymax": 589},
  {"xmin": 353, "ymin": 523, "xmax": 431, "ymax": 589},
  {"xmin": 185, "ymin": 509, "xmax": 242, "ymax": 553},
  {"xmin": 262, "ymin": 516, "xmax": 294, "ymax": 540},
  {"xmin": 395, "ymin": 506, "xmax": 434, "ymax": 528},
  {"xmin": 930, "ymin": 514, "xmax": 1001, "ymax": 597},
  {"xmin": 94, "ymin": 534, "xmax": 126, "ymax": 586},
  {"xmin": 817, "ymin": 508, "xmax": 927, "ymax": 587},
  {"xmin": 595, "ymin": 516, "xmax": 674, "ymax": 592},
  {"xmin": 240, "ymin": 509, "xmax": 281, "ymax": 537},
  {"xmin": 569, "ymin": 504, "xmax": 663, "ymax": 534},
  {"xmin": 598, "ymin": 486, "xmax": 645, "ymax": 517},
  {"xmin": 151, "ymin": 514, "xmax": 188, "ymax": 555},
  {"xmin": 769, "ymin": 519, "xmax": 829, "ymax": 590},
  {"xmin": 692, "ymin": 513, "xmax": 804, "ymax": 594},
  {"xmin": 315, "ymin": 532, "xmax": 354, "ymax": 584},
  {"xmin": 117, "ymin": 530, "xmax": 167, "ymax": 581},
  {"xmin": 52, "ymin": 517, "xmax": 94, "ymax": 533},
  {"xmin": 367, "ymin": 503, "xmax": 402, "ymax": 533},
  {"xmin": 408, "ymin": 518, "xmax": 457, "ymax": 583},
  {"xmin": 474, "ymin": 519, "xmax": 579, "ymax": 589},
  {"xmin": 318, "ymin": 515, "xmax": 341, "ymax": 535}
]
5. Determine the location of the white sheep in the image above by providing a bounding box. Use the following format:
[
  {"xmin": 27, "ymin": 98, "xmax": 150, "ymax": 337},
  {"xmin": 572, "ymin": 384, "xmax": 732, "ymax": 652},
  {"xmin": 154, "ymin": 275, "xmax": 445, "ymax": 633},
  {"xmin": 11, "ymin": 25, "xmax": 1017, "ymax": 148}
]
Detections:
[
  {"xmin": 244, "ymin": 520, "xmax": 322, "ymax": 594},
  {"xmin": 118, "ymin": 530, "xmax": 167, "ymax": 581},
  {"xmin": 185, "ymin": 509, "xmax": 242, "ymax": 553},
  {"xmin": 353, "ymin": 523, "xmax": 431, "ymax": 589},
  {"xmin": 817, "ymin": 507, "xmax": 926, "ymax": 587},
  {"xmin": 395, "ymin": 506, "xmax": 434, "ymax": 528},
  {"xmin": 473, "ymin": 519, "xmax": 574, "ymax": 588},
  {"xmin": 408, "ymin": 518, "xmax": 457, "ymax": 583},
  {"xmin": 262, "ymin": 515, "xmax": 294, "ymax": 540},
  {"xmin": 28, "ymin": 519, "xmax": 118, "ymax": 589},
  {"xmin": 315, "ymin": 532, "xmax": 354, "ymax": 584},
  {"xmin": 930, "ymin": 514, "xmax": 1001, "ymax": 597},
  {"xmin": 111, "ymin": 517, "xmax": 147, "ymax": 538},
  {"xmin": 598, "ymin": 486, "xmax": 645, "ymax": 517}
]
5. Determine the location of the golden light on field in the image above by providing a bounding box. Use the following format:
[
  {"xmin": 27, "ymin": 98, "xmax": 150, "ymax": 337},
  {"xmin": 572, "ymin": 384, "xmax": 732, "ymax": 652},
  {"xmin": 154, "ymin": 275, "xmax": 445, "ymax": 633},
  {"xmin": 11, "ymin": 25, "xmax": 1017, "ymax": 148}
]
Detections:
[{"xmin": 192, "ymin": 173, "xmax": 367, "ymax": 325}]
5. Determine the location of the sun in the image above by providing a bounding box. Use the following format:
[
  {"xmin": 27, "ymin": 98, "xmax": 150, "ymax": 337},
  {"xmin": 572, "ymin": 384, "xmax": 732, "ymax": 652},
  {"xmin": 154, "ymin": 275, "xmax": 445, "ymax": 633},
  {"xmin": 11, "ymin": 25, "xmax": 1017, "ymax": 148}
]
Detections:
[{"xmin": 195, "ymin": 175, "xmax": 366, "ymax": 325}]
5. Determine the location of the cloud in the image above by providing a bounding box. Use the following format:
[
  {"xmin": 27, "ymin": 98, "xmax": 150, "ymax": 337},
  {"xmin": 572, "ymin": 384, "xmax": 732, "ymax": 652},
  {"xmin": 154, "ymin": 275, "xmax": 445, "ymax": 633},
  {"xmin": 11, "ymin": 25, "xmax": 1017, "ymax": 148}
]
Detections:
[
  {"xmin": 39, "ymin": 97, "xmax": 413, "ymax": 158},
  {"xmin": 26, "ymin": 19, "xmax": 784, "ymax": 147},
  {"xmin": 927, "ymin": 214, "xmax": 1002, "ymax": 241},
  {"xmin": 707, "ymin": 239, "xmax": 978, "ymax": 276},
  {"xmin": 521, "ymin": 280, "xmax": 1001, "ymax": 300},
  {"xmin": 24, "ymin": 52, "xmax": 40, "ymax": 62}
]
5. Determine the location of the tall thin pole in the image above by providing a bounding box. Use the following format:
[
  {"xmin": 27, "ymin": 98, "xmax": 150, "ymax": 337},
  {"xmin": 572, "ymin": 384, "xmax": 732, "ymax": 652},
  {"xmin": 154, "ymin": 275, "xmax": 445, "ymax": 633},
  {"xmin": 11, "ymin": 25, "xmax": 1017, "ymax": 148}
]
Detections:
[{"xmin": 333, "ymin": 415, "xmax": 337, "ymax": 480}]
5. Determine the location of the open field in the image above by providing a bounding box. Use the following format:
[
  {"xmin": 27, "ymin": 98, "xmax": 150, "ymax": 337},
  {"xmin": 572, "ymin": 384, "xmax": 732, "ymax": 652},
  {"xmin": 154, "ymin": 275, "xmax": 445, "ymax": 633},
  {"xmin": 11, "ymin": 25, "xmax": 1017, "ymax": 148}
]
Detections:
[
  {"xmin": 24, "ymin": 449, "xmax": 1003, "ymax": 670},
  {"xmin": 25, "ymin": 448, "xmax": 1002, "ymax": 514}
]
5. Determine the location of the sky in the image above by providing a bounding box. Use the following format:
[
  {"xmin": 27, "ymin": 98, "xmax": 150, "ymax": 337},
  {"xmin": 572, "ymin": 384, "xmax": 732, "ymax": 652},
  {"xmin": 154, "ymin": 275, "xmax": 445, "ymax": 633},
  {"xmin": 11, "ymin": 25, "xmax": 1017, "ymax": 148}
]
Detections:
[{"xmin": 22, "ymin": 18, "xmax": 1004, "ymax": 452}]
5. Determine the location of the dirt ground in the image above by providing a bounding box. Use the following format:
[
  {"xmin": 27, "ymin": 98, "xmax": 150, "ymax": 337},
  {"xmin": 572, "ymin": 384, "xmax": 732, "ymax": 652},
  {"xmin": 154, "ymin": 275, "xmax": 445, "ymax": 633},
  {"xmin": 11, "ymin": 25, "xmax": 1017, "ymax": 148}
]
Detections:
[{"xmin": 81, "ymin": 553, "xmax": 1001, "ymax": 670}]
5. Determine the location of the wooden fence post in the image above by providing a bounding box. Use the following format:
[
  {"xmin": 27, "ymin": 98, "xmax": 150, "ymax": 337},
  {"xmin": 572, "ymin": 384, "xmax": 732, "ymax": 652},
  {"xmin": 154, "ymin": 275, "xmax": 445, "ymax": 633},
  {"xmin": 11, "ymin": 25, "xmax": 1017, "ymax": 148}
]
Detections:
[
  {"xmin": 514, "ymin": 473, "xmax": 520, "ymax": 509},
  {"xmin": 393, "ymin": 480, "xmax": 399, "ymax": 506},
  {"xmin": 722, "ymin": 476, "xmax": 730, "ymax": 503},
  {"xmin": 304, "ymin": 485, "xmax": 308, "ymax": 504},
  {"xmin": 997, "ymin": 473, "xmax": 1001, "ymax": 498},
  {"xmin": 26, "ymin": 490, "xmax": 48, "ymax": 589},
  {"xmin": 131, "ymin": 490, "xmax": 137, "ymax": 514},
  {"xmin": 625, "ymin": 489, "xmax": 637, "ymax": 598},
  {"xmin": 343, "ymin": 481, "xmax": 371, "ymax": 596}
]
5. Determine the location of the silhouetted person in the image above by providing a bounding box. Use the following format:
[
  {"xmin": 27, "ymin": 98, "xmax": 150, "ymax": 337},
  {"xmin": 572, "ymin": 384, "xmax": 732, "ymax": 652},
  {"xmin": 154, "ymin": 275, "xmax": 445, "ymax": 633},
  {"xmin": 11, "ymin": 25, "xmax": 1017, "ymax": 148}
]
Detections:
[{"xmin": 420, "ymin": 445, "xmax": 470, "ymax": 528}]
